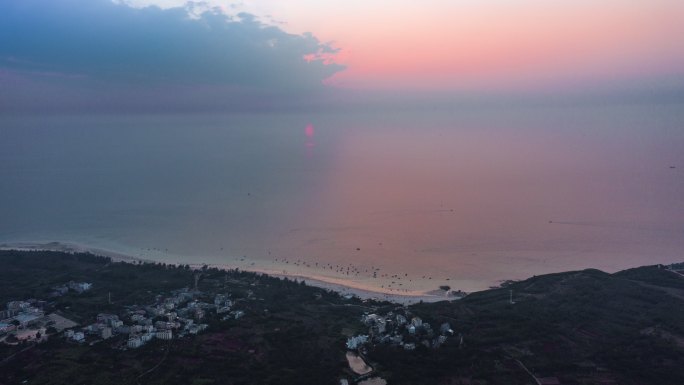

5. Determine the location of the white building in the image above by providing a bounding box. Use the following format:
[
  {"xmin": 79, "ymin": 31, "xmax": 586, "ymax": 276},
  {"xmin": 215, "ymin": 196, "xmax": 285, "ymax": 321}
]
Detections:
[
  {"xmin": 363, "ymin": 314, "xmax": 387, "ymax": 334},
  {"xmin": 363, "ymin": 313, "xmax": 381, "ymax": 325},
  {"xmin": 14, "ymin": 313, "xmax": 42, "ymax": 327},
  {"xmin": 230, "ymin": 310, "xmax": 244, "ymax": 319},
  {"xmin": 214, "ymin": 294, "xmax": 225, "ymax": 306},
  {"xmin": 68, "ymin": 282, "xmax": 92, "ymax": 293},
  {"xmin": 127, "ymin": 337, "xmax": 143, "ymax": 349},
  {"xmin": 7, "ymin": 301, "xmax": 31, "ymax": 311},
  {"xmin": 346, "ymin": 335, "xmax": 369, "ymax": 350},
  {"xmin": 72, "ymin": 331, "xmax": 85, "ymax": 342},
  {"xmin": 374, "ymin": 319, "xmax": 387, "ymax": 334},
  {"xmin": 110, "ymin": 320, "xmax": 124, "ymax": 328},
  {"xmin": 156, "ymin": 329, "xmax": 173, "ymax": 340}
]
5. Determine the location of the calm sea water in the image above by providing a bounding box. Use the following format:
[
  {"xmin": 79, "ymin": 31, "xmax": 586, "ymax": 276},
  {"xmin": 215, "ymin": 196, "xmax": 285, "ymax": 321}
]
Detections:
[{"xmin": 2, "ymin": 105, "xmax": 683, "ymax": 292}]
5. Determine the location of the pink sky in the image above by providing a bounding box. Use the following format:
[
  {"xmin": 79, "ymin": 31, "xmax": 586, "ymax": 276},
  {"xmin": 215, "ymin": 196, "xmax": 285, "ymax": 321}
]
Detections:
[
  {"xmin": 123, "ymin": 1, "xmax": 684, "ymax": 91},
  {"xmin": 271, "ymin": 1, "xmax": 684, "ymax": 91}
]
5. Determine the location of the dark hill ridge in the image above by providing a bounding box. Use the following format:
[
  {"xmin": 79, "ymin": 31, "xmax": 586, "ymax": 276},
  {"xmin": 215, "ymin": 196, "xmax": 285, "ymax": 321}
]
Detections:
[
  {"xmin": 387, "ymin": 266, "xmax": 684, "ymax": 384},
  {"xmin": 1, "ymin": 250, "xmax": 683, "ymax": 385}
]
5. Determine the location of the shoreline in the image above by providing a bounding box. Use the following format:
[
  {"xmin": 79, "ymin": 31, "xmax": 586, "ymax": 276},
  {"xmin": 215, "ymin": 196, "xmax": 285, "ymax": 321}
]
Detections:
[
  {"xmin": 200, "ymin": 264, "xmax": 458, "ymax": 304},
  {"xmin": 0, "ymin": 241, "xmax": 459, "ymax": 304},
  {"xmin": 0, "ymin": 241, "xmax": 157, "ymax": 264}
]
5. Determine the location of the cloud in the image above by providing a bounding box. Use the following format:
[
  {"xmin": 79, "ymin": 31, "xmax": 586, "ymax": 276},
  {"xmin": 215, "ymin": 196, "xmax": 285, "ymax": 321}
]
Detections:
[{"xmin": 0, "ymin": 0, "xmax": 344, "ymax": 112}]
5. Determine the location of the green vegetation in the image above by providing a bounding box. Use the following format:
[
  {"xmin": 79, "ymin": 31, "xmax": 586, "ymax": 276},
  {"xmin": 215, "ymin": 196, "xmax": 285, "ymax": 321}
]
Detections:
[
  {"xmin": 368, "ymin": 268, "xmax": 684, "ymax": 385},
  {"xmin": 0, "ymin": 251, "xmax": 363, "ymax": 385},
  {"xmin": 1, "ymin": 250, "xmax": 684, "ymax": 384}
]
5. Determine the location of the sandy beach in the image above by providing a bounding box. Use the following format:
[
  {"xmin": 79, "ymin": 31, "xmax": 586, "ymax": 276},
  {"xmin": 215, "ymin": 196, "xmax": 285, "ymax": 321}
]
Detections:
[
  {"xmin": 0, "ymin": 241, "xmax": 460, "ymax": 304},
  {"xmin": 204, "ymin": 265, "xmax": 458, "ymax": 304}
]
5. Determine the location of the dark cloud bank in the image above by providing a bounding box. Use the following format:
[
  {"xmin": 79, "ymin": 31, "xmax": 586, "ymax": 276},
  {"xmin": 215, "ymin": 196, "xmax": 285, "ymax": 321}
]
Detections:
[{"xmin": 0, "ymin": 0, "xmax": 345, "ymax": 113}]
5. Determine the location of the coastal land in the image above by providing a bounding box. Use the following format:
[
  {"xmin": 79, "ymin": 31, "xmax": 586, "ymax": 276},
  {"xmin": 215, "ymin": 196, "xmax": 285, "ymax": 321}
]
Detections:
[
  {"xmin": 0, "ymin": 241, "xmax": 460, "ymax": 304},
  {"xmin": 1, "ymin": 249, "xmax": 684, "ymax": 384}
]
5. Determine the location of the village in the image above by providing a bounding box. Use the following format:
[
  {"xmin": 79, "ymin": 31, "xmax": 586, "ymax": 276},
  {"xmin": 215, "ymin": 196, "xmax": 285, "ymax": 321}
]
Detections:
[
  {"xmin": 348, "ymin": 309, "xmax": 460, "ymax": 352},
  {"xmin": 0, "ymin": 279, "xmax": 249, "ymax": 351},
  {"xmin": 0, "ymin": 270, "xmax": 461, "ymax": 385},
  {"xmin": 341, "ymin": 307, "xmax": 463, "ymax": 385}
]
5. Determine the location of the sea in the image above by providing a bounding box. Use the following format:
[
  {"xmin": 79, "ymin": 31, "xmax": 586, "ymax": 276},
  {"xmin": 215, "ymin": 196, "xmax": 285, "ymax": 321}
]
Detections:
[{"xmin": 2, "ymin": 104, "xmax": 683, "ymax": 293}]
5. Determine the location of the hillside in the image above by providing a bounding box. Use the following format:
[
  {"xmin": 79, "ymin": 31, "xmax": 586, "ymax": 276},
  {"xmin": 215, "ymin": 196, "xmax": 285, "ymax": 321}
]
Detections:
[
  {"xmin": 380, "ymin": 267, "xmax": 684, "ymax": 384},
  {"xmin": 1, "ymin": 250, "xmax": 683, "ymax": 385}
]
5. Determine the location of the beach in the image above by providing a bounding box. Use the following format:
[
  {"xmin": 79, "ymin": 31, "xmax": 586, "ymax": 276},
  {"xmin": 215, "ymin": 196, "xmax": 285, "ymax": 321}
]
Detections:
[{"xmin": 0, "ymin": 241, "xmax": 459, "ymax": 304}]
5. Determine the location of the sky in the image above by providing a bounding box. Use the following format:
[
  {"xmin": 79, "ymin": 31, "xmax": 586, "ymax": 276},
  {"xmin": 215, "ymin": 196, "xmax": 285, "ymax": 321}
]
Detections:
[
  {"xmin": 193, "ymin": 0, "xmax": 684, "ymax": 91},
  {"xmin": 1, "ymin": 0, "xmax": 683, "ymax": 112}
]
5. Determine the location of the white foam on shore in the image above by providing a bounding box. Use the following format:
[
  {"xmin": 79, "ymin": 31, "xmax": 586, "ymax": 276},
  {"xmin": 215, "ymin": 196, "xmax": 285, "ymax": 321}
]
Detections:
[{"xmin": 0, "ymin": 241, "xmax": 460, "ymax": 304}]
